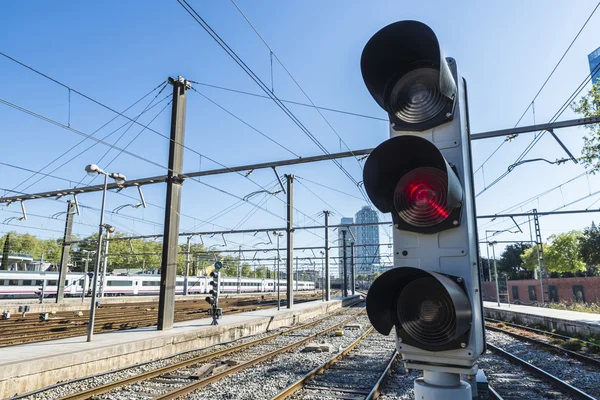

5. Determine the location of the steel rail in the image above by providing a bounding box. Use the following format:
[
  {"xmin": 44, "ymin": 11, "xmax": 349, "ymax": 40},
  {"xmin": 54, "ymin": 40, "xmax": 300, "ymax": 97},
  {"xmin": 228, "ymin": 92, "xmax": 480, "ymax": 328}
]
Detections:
[
  {"xmin": 488, "ymin": 385, "xmax": 504, "ymax": 400},
  {"xmin": 365, "ymin": 349, "xmax": 398, "ymax": 400},
  {"xmin": 487, "ymin": 343, "xmax": 597, "ymax": 400},
  {"xmin": 270, "ymin": 327, "xmax": 376, "ymax": 400},
  {"xmin": 154, "ymin": 310, "xmax": 367, "ymax": 400},
  {"xmin": 56, "ymin": 305, "xmax": 363, "ymax": 400},
  {"xmin": 1, "ymin": 297, "xmax": 321, "ymax": 347},
  {"xmin": 485, "ymin": 318, "xmax": 600, "ymax": 351},
  {"xmin": 485, "ymin": 324, "xmax": 600, "ymax": 367}
]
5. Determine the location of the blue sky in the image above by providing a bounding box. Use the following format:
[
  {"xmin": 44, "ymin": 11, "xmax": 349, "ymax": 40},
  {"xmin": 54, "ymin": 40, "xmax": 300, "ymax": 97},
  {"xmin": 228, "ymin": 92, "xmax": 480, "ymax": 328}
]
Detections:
[{"xmin": 1, "ymin": 1, "xmax": 600, "ymax": 271}]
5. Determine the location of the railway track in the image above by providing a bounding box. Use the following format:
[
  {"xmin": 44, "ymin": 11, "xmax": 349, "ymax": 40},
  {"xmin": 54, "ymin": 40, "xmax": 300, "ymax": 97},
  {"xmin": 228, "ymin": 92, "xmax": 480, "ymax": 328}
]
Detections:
[
  {"xmin": 0, "ymin": 294, "xmax": 322, "ymax": 346},
  {"xmin": 486, "ymin": 342, "xmax": 597, "ymax": 400},
  {"xmin": 28, "ymin": 305, "xmax": 365, "ymax": 400},
  {"xmin": 486, "ymin": 317, "xmax": 600, "ymax": 354},
  {"xmin": 271, "ymin": 327, "xmax": 397, "ymax": 400}
]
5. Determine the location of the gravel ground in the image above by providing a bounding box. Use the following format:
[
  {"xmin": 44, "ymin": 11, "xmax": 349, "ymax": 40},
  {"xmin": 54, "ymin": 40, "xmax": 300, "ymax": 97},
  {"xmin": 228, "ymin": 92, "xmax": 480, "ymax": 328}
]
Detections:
[
  {"xmin": 179, "ymin": 316, "xmax": 373, "ymax": 400},
  {"xmin": 98, "ymin": 313, "xmax": 369, "ymax": 399},
  {"xmin": 289, "ymin": 331, "xmax": 397, "ymax": 400},
  {"xmin": 373, "ymin": 361, "xmax": 418, "ymax": 400},
  {"xmin": 18, "ymin": 306, "xmax": 363, "ymax": 400},
  {"xmin": 478, "ymin": 351, "xmax": 573, "ymax": 400},
  {"xmin": 487, "ymin": 330, "xmax": 600, "ymax": 398}
]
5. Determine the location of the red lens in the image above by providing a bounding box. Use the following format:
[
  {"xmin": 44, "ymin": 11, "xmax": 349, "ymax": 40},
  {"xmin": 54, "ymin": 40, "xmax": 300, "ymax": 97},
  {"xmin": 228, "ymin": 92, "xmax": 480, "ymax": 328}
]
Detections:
[{"xmin": 393, "ymin": 166, "xmax": 451, "ymax": 228}]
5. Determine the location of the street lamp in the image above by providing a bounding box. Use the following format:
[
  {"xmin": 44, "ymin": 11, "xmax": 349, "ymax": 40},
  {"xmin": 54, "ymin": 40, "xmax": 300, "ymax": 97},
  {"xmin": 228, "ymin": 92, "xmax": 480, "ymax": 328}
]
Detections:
[
  {"xmin": 84, "ymin": 164, "xmax": 125, "ymax": 342},
  {"xmin": 273, "ymin": 231, "xmax": 284, "ymax": 311}
]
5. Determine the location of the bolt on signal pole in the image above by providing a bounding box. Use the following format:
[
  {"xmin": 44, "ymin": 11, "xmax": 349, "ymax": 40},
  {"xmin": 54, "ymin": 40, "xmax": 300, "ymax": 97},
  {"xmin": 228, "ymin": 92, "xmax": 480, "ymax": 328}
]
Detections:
[{"xmin": 158, "ymin": 77, "xmax": 190, "ymax": 331}]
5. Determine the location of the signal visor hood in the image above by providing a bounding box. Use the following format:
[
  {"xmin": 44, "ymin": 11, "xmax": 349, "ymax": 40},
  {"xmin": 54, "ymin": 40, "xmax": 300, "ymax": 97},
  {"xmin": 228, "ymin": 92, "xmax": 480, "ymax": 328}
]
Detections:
[
  {"xmin": 360, "ymin": 20, "xmax": 457, "ymax": 131},
  {"xmin": 363, "ymin": 135, "xmax": 463, "ymax": 233}
]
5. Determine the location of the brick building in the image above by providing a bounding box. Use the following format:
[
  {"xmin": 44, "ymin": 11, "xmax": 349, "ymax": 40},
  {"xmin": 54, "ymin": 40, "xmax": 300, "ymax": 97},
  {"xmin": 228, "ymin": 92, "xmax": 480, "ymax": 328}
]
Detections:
[{"xmin": 482, "ymin": 276, "xmax": 600, "ymax": 304}]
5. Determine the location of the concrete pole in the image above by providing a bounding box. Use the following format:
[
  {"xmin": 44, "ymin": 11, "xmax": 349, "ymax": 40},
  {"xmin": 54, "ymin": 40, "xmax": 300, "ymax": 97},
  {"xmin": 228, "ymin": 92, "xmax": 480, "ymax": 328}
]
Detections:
[
  {"xmin": 485, "ymin": 231, "xmax": 492, "ymax": 281},
  {"xmin": 342, "ymin": 229, "xmax": 348, "ymax": 297},
  {"xmin": 56, "ymin": 201, "xmax": 75, "ymax": 302},
  {"xmin": 350, "ymin": 241, "xmax": 355, "ymax": 295},
  {"xmin": 491, "ymin": 244, "xmax": 500, "ymax": 307},
  {"xmin": 158, "ymin": 76, "xmax": 189, "ymax": 331},
  {"xmin": 184, "ymin": 236, "xmax": 191, "ymax": 295},
  {"xmin": 82, "ymin": 252, "xmax": 90, "ymax": 303},
  {"xmin": 237, "ymin": 245, "xmax": 241, "ymax": 294},
  {"xmin": 100, "ymin": 231, "xmax": 109, "ymax": 299}
]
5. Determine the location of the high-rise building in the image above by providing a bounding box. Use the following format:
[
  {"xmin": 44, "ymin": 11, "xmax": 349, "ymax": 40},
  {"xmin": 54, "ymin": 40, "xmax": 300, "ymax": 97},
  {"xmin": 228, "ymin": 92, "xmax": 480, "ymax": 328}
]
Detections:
[
  {"xmin": 338, "ymin": 217, "xmax": 354, "ymax": 279},
  {"xmin": 589, "ymin": 46, "xmax": 600, "ymax": 85},
  {"xmin": 354, "ymin": 206, "xmax": 380, "ymax": 275}
]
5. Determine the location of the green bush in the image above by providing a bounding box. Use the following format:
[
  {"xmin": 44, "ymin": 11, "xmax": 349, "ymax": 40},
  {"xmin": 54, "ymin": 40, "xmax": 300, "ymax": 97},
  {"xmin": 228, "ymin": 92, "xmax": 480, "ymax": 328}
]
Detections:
[
  {"xmin": 561, "ymin": 338, "xmax": 582, "ymax": 351},
  {"xmin": 547, "ymin": 301, "xmax": 600, "ymax": 314}
]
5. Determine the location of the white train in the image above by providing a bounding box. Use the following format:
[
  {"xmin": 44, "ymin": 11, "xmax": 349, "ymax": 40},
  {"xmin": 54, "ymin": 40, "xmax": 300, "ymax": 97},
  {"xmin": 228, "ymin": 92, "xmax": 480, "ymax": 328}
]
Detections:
[{"xmin": 0, "ymin": 271, "xmax": 315, "ymax": 299}]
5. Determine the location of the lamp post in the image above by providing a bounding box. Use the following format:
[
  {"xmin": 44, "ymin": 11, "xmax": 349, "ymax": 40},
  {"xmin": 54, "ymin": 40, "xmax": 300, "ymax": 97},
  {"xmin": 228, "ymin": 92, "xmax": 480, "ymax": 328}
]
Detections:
[
  {"xmin": 84, "ymin": 164, "xmax": 125, "ymax": 342},
  {"xmin": 273, "ymin": 231, "xmax": 284, "ymax": 311}
]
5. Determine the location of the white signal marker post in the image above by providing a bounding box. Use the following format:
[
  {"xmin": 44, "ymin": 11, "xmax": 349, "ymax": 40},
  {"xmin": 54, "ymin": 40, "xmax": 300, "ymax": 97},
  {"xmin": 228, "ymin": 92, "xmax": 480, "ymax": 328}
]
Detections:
[{"xmin": 360, "ymin": 21, "xmax": 485, "ymax": 400}]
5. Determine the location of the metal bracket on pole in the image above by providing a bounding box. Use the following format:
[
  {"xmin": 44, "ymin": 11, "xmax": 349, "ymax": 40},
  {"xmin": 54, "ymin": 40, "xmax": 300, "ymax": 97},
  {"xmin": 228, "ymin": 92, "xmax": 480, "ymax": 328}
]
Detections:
[
  {"xmin": 546, "ymin": 128, "xmax": 578, "ymax": 163},
  {"xmin": 73, "ymin": 194, "xmax": 80, "ymax": 216},
  {"xmin": 137, "ymin": 185, "xmax": 147, "ymax": 208},
  {"xmin": 272, "ymin": 167, "xmax": 286, "ymax": 194}
]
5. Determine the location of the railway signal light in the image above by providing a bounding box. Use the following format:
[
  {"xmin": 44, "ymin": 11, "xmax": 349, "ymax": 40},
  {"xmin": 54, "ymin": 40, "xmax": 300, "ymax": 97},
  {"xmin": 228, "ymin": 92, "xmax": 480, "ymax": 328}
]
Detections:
[
  {"xmin": 361, "ymin": 20, "xmax": 484, "ymax": 397},
  {"xmin": 207, "ymin": 261, "xmax": 223, "ymax": 325}
]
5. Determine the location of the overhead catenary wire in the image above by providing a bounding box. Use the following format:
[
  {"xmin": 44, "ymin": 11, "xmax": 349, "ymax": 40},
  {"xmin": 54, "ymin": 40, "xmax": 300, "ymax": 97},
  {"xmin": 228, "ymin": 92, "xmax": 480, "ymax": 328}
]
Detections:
[
  {"xmin": 176, "ymin": 0, "xmax": 370, "ymax": 207},
  {"xmin": 80, "ymin": 84, "xmax": 172, "ymax": 187},
  {"xmin": 473, "ymin": 0, "xmax": 600, "ymax": 175},
  {"xmin": 6, "ymin": 83, "xmax": 168, "ymax": 196},
  {"xmin": 476, "ymin": 61, "xmax": 600, "ymax": 197},
  {"xmin": 192, "ymin": 81, "xmax": 387, "ymax": 122}
]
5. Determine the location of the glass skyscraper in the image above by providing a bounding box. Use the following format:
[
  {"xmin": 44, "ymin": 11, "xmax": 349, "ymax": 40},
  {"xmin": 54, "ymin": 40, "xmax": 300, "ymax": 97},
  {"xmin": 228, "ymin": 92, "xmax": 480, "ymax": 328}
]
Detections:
[
  {"xmin": 589, "ymin": 46, "xmax": 600, "ymax": 85},
  {"xmin": 354, "ymin": 206, "xmax": 380, "ymax": 275}
]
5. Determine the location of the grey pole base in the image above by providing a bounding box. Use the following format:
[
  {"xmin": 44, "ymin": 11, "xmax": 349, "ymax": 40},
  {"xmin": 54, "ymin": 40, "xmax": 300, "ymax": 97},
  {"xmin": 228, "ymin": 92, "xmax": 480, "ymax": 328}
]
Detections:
[{"xmin": 414, "ymin": 371, "xmax": 471, "ymax": 400}]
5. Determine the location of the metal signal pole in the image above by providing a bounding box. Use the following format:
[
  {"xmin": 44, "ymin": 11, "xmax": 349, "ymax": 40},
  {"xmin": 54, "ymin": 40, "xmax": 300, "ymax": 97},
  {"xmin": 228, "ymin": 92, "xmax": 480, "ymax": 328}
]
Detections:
[{"xmin": 285, "ymin": 174, "xmax": 294, "ymax": 309}]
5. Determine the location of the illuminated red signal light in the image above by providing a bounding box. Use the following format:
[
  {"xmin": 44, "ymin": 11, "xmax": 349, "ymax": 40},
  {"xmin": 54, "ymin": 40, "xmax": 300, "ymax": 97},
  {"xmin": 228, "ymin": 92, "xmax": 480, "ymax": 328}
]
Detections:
[{"xmin": 394, "ymin": 167, "xmax": 452, "ymax": 228}]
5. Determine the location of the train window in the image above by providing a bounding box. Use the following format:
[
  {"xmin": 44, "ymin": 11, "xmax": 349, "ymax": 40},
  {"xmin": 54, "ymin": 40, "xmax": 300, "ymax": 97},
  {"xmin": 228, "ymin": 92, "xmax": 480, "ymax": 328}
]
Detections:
[
  {"xmin": 48, "ymin": 280, "xmax": 57, "ymax": 286},
  {"xmin": 143, "ymin": 281, "xmax": 156, "ymax": 286},
  {"xmin": 176, "ymin": 282, "xmax": 184, "ymax": 286},
  {"xmin": 0, "ymin": 280, "xmax": 5, "ymax": 285},
  {"xmin": 512, "ymin": 286, "xmax": 519, "ymax": 300},
  {"xmin": 22, "ymin": 280, "xmax": 32, "ymax": 286},
  {"xmin": 549, "ymin": 285, "xmax": 559, "ymax": 302},
  {"xmin": 9, "ymin": 280, "xmax": 19, "ymax": 285},
  {"xmin": 107, "ymin": 280, "xmax": 132, "ymax": 286},
  {"xmin": 573, "ymin": 285, "xmax": 586, "ymax": 303},
  {"xmin": 528, "ymin": 286, "xmax": 537, "ymax": 301}
]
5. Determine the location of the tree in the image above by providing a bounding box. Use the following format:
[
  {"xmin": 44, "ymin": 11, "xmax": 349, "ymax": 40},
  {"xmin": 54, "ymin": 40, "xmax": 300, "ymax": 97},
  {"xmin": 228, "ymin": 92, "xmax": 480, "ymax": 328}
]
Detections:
[
  {"xmin": 579, "ymin": 226, "xmax": 600, "ymax": 268},
  {"xmin": 571, "ymin": 82, "xmax": 600, "ymax": 172},
  {"xmin": 545, "ymin": 231, "xmax": 585, "ymax": 274},
  {"xmin": 497, "ymin": 243, "xmax": 533, "ymax": 279},
  {"xmin": 521, "ymin": 246, "xmax": 543, "ymax": 272}
]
